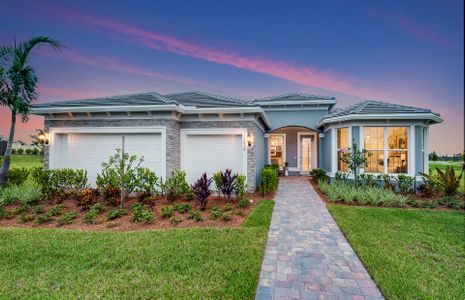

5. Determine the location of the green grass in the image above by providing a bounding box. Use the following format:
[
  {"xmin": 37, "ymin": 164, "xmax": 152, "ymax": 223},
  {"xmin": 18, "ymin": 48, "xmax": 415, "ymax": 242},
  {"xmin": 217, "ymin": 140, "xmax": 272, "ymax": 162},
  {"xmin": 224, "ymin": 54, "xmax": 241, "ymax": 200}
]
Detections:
[
  {"xmin": 328, "ymin": 205, "xmax": 465, "ymax": 300},
  {"xmin": 0, "ymin": 200, "xmax": 274, "ymax": 299},
  {"xmin": 429, "ymin": 160, "xmax": 464, "ymax": 192},
  {"xmin": 6, "ymin": 154, "xmax": 43, "ymax": 169}
]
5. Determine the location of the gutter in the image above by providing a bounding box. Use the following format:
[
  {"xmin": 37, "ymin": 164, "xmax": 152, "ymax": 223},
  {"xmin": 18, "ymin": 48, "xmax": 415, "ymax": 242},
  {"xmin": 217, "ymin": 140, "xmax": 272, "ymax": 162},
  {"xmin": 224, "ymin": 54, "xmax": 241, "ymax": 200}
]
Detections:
[{"xmin": 318, "ymin": 113, "xmax": 443, "ymax": 126}]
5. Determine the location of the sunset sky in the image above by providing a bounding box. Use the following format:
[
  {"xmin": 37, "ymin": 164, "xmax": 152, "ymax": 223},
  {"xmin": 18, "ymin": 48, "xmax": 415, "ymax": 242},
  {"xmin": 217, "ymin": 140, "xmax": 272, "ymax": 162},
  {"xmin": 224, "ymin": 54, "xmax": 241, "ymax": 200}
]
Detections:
[{"xmin": 0, "ymin": 0, "xmax": 463, "ymax": 155}]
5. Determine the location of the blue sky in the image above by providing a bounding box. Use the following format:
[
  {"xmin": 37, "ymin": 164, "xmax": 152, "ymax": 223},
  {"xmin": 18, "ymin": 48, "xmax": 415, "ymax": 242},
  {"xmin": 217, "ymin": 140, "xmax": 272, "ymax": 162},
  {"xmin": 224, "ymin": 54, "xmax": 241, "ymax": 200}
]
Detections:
[{"xmin": 0, "ymin": 0, "xmax": 463, "ymax": 154}]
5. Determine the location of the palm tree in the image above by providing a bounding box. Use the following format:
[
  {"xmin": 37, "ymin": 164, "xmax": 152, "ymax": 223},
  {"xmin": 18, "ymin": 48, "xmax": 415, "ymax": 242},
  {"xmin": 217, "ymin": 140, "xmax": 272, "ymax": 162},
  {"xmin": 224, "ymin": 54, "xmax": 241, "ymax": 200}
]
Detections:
[{"xmin": 0, "ymin": 36, "xmax": 62, "ymax": 186}]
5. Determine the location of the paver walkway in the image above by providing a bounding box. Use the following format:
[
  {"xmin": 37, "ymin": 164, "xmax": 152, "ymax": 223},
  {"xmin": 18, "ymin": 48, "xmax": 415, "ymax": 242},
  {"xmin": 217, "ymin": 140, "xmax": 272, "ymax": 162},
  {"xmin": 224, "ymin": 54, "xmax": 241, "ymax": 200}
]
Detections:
[{"xmin": 255, "ymin": 177, "xmax": 384, "ymax": 300}]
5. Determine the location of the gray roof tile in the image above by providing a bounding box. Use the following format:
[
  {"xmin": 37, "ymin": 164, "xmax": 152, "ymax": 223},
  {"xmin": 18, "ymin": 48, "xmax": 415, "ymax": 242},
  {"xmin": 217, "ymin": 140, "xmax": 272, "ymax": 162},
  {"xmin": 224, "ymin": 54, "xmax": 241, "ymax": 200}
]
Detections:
[
  {"xmin": 163, "ymin": 91, "xmax": 249, "ymax": 107},
  {"xmin": 254, "ymin": 93, "xmax": 336, "ymax": 103}
]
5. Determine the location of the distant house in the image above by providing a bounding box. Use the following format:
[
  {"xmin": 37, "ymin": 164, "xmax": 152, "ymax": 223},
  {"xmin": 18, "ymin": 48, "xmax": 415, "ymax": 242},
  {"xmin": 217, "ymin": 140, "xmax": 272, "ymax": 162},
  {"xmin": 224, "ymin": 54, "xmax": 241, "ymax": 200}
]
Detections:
[{"xmin": 31, "ymin": 91, "xmax": 442, "ymax": 190}]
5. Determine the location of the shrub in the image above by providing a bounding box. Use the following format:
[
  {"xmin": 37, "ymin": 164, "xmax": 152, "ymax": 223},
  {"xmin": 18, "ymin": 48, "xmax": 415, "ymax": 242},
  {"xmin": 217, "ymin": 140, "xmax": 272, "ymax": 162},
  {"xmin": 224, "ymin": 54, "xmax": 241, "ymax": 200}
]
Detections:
[
  {"xmin": 310, "ymin": 168, "xmax": 329, "ymax": 182},
  {"xmin": 406, "ymin": 197, "xmax": 419, "ymax": 207},
  {"xmin": 340, "ymin": 142, "xmax": 372, "ymax": 186},
  {"xmin": 437, "ymin": 196, "xmax": 464, "ymax": 209},
  {"xmin": 15, "ymin": 148, "xmax": 24, "ymax": 155},
  {"xmin": 170, "ymin": 216, "xmax": 182, "ymax": 225},
  {"xmin": 107, "ymin": 208, "xmax": 128, "ymax": 220},
  {"xmin": 221, "ymin": 212, "xmax": 231, "ymax": 221},
  {"xmin": 135, "ymin": 167, "xmax": 160, "ymax": 196},
  {"xmin": 358, "ymin": 173, "xmax": 378, "ymax": 187},
  {"xmin": 417, "ymin": 181, "xmax": 434, "ymax": 198},
  {"xmin": 188, "ymin": 210, "xmax": 203, "ymax": 222},
  {"xmin": 34, "ymin": 214, "xmax": 52, "ymax": 225},
  {"xmin": 0, "ymin": 183, "xmax": 42, "ymax": 206},
  {"xmin": 380, "ymin": 174, "xmax": 394, "ymax": 190},
  {"xmin": 238, "ymin": 199, "xmax": 250, "ymax": 208},
  {"xmin": 7, "ymin": 168, "xmax": 30, "ymax": 186},
  {"xmin": 164, "ymin": 170, "xmax": 190, "ymax": 202},
  {"xmin": 160, "ymin": 206, "xmax": 175, "ymax": 218},
  {"xmin": 210, "ymin": 206, "xmax": 222, "ymax": 220},
  {"xmin": 421, "ymin": 166, "xmax": 463, "ymax": 196},
  {"xmin": 57, "ymin": 211, "xmax": 78, "ymax": 226},
  {"xmin": 83, "ymin": 203, "xmax": 106, "ymax": 223},
  {"xmin": 48, "ymin": 204, "xmax": 66, "ymax": 216},
  {"xmin": 130, "ymin": 203, "xmax": 154, "ymax": 223},
  {"xmin": 212, "ymin": 171, "xmax": 222, "ymax": 196},
  {"xmin": 49, "ymin": 168, "xmax": 88, "ymax": 191},
  {"xmin": 396, "ymin": 174, "xmax": 415, "ymax": 194},
  {"xmin": 259, "ymin": 166, "xmax": 278, "ymax": 196},
  {"xmin": 233, "ymin": 174, "xmax": 247, "ymax": 199},
  {"xmin": 19, "ymin": 213, "xmax": 34, "ymax": 223},
  {"xmin": 335, "ymin": 171, "xmax": 349, "ymax": 182},
  {"xmin": 96, "ymin": 149, "xmax": 143, "ymax": 207},
  {"xmin": 176, "ymin": 203, "xmax": 192, "ymax": 214},
  {"xmin": 75, "ymin": 188, "xmax": 99, "ymax": 209},
  {"xmin": 25, "ymin": 148, "xmax": 32, "ymax": 155},
  {"xmin": 223, "ymin": 203, "xmax": 233, "ymax": 212},
  {"xmin": 218, "ymin": 169, "xmax": 236, "ymax": 199},
  {"xmin": 31, "ymin": 148, "xmax": 39, "ymax": 155},
  {"xmin": 32, "ymin": 205, "xmax": 44, "ymax": 214},
  {"xmin": 422, "ymin": 200, "xmax": 438, "ymax": 209},
  {"xmin": 100, "ymin": 185, "xmax": 120, "ymax": 207},
  {"xmin": 192, "ymin": 172, "xmax": 213, "ymax": 210}
]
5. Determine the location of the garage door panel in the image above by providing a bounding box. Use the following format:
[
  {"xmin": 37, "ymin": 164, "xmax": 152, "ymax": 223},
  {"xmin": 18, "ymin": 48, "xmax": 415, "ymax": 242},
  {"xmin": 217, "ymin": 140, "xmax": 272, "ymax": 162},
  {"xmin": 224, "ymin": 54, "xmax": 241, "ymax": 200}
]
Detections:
[
  {"xmin": 54, "ymin": 132, "xmax": 163, "ymax": 186},
  {"xmin": 183, "ymin": 134, "xmax": 245, "ymax": 185}
]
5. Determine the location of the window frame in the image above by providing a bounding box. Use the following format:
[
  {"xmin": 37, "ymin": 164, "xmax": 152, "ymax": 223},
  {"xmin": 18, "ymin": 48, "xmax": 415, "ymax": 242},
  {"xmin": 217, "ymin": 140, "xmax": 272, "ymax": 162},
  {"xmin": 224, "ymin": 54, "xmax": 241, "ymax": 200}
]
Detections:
[
  {"xmin": 268, "ymin": 133, "xmax": 286, "ymax": 168},
  {"xmin": 336, "ymin": 127, "xmax": 349, "ymax": 172},
  {"xmin": 362, "ymin": 126, "xmax": 409, "ymax": 175}
]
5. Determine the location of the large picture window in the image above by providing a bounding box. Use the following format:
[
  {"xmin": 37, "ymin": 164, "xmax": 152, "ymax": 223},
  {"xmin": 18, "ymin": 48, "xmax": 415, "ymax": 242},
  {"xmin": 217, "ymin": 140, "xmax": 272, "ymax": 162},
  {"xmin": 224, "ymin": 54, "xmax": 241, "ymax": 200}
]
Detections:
[
  {"xmin": 336, "ymin": 128, "xmax": 349, "ymax": 172},
  {"xmin": 364, "ymin": 127, "xmax": 408, "ymax": 174}
]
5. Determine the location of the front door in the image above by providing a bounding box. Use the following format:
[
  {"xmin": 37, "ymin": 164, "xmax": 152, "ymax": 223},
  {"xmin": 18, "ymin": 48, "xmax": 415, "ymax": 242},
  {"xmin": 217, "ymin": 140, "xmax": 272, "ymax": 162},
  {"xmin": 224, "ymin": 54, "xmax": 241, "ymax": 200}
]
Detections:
[{"xmin": 300, "ymin": 137, "xmax": 312, "ymax": 174}]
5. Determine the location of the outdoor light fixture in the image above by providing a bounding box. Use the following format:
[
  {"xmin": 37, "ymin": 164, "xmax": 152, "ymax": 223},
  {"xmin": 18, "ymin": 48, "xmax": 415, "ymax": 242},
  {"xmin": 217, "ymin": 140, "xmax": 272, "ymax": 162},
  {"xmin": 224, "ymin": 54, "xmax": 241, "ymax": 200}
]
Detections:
[
  {"xmin": 246, "ymin": 133, "xmax": 253, "ymax": 147},
  {"xmin": 38, "ymin": 133, "xmax": 49, "ymax": 145}
]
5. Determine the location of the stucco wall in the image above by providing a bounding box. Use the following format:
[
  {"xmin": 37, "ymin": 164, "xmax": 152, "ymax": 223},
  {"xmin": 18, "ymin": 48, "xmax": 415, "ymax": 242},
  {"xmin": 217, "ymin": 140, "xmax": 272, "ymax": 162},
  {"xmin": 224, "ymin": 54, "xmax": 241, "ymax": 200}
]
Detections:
[{"xmin": 264, "ymin": 109, "xmax": 329, "ymax": 131}]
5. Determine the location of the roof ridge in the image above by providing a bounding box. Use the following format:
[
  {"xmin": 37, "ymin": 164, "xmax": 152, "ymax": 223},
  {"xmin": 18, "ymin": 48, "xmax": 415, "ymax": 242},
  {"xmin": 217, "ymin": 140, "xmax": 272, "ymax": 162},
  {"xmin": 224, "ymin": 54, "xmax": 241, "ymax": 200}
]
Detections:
[
  {"xmin": 164, "ymin": 91, "xmax": 247, "ymax": 104},
  {"xmin": 255, "ymin": 93, "xmax": 335, "ymax": 102}
]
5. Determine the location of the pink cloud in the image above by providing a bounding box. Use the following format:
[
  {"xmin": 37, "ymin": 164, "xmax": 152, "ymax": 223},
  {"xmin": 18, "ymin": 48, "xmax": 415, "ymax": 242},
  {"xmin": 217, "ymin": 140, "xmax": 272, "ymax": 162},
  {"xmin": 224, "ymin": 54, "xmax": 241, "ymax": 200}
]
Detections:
[
  {"xmin": 34, "ymin": 48, "xmax": 199, "ymax": 85},
  {"xmin": 364, "ymin": 8, "xmax": 457, "ymax": 48},
  {"xmin": 45, "ymin": 7, "xmax": 376, "ymax": 98}
]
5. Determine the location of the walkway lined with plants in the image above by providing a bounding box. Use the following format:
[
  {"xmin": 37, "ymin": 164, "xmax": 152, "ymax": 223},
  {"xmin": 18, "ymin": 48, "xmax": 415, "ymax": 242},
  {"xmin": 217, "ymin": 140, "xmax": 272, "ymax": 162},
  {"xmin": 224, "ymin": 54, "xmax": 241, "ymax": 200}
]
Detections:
[{"xmin": 255, "ymin": 177, "xmax": 383, "ymax": 299}]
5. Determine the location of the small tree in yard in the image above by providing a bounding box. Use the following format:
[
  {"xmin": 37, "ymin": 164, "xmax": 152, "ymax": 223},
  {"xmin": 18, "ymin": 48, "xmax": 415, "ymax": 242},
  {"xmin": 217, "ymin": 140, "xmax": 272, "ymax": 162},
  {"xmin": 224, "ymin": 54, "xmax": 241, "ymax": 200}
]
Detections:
[
  {"xmin": 96, "ymin": 149, "xmax": 143, "ymax": 208},
  {"xmin": 192, "ymin": 172, "xmax": 213, "ymax": 210},
  {"xmin": 340, "ymin": 140, "xmax": 372, "ymax": 187}
]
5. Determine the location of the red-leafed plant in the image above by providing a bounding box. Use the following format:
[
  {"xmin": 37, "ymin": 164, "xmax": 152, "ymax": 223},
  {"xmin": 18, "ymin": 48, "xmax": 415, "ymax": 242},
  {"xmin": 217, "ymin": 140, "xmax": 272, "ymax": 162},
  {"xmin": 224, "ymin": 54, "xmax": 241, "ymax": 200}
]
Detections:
[
  {"xmin": 192, "ymin": 172, "xmax": 213, "ymax": 210},
  {"xmin": 220, "ymin": 169, "xmax": 237, "ymax": 200}
]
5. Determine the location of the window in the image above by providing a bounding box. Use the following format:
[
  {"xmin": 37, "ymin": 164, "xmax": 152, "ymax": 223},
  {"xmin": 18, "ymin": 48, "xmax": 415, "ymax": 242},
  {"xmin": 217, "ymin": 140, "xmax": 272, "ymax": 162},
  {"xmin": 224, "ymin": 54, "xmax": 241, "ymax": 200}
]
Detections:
[
  {"xmin": 336, "ymin": 128, "xmax": 349, "ymax": 172},
  {"xmin": 269, "ymin": 135, "xmax": 285, "ymax": 167},
  {"xmin": 364, "ymin": 127, "xmax": 408, "ymax": 174}
]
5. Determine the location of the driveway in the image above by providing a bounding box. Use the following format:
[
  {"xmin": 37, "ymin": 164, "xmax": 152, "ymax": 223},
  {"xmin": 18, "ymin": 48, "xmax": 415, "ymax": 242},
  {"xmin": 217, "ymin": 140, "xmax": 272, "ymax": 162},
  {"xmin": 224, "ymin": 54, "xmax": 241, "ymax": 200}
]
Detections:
[{"xmin": 255, "ymin": 176, "xmax": 384, "ymax": 300}]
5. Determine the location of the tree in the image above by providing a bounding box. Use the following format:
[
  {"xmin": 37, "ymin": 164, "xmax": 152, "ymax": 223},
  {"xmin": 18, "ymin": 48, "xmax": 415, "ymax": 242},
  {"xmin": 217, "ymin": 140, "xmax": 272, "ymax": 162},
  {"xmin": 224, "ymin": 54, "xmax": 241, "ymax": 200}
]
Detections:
[
  {"xmin": 340, "ymin": 140, "xmax": 372, "ymax": 186},
  {"xmin": 0, "ymin": 36, "xmax": 62, "ymax": 186},
  {"xmin": 429, "ymin": 151, "xmax": 438, "ymax": 161}
]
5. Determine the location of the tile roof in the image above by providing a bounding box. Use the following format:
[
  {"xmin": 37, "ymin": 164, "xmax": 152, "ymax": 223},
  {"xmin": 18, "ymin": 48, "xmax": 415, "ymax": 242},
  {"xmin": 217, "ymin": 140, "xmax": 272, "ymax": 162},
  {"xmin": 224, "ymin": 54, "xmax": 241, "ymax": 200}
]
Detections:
[
  {"xmin": 163, "ymin": 91, "xmax": 249, "ymax": 107},
  {"xmin": 254, "ymin": 93, "xmax": 336, "ymax": 103}
]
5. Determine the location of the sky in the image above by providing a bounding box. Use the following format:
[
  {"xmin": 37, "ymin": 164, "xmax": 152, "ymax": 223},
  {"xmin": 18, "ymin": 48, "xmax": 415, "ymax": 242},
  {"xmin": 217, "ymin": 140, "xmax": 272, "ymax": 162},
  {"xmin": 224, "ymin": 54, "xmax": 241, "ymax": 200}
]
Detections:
[{"xmin": 0, "ymin": 0, "xmax": 463, "ymax": 155}]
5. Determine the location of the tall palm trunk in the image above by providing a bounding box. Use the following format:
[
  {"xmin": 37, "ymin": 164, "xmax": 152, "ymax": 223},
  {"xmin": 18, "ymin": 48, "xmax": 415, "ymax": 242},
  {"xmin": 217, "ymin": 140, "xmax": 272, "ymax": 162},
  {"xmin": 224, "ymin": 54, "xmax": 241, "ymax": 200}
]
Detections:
[{"xmin": 0, "ymin": 109, "xmax": 16, "ymax": 186}]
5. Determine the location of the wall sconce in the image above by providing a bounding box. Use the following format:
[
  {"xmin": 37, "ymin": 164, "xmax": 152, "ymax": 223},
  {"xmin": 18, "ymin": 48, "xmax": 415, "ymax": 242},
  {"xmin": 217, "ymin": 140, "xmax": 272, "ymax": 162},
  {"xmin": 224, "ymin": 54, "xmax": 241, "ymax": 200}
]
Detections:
[
  {"xmin": 38, "ymin": 133, "xmax": 49, "ymax": 145},
  {"xmin": 246, "ymin": 132, "xmax": 253, "ymax": 147}
]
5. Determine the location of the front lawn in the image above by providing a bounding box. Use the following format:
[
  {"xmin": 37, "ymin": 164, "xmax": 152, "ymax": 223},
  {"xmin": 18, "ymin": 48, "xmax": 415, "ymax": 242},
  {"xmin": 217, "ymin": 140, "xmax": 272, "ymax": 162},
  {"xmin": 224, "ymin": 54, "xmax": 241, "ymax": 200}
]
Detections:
[
  {"xmin": 4, "ymin": 154, "xmax": 43, "ymax": 169},
  {"xmin": 0, "ymin": 200, "xmax": 274, "ymax": 299},
  {"xmin": 328, "ymin": 205, "xmax": 464, "ymax": 299},
  {"xmin": 429, "ymin": 161, "xmax": 464, "ymax": 192}
]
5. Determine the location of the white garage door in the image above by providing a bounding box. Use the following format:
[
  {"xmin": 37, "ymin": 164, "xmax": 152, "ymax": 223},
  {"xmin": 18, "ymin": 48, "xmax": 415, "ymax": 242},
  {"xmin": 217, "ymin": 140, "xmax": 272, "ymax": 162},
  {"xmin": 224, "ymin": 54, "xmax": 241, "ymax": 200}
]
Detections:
[
  {"xmin": 181, "ymin": 132, "xmax": 246, "ymax": 185},
  {"xmin": 51, "ymin": 132, "xmax": 164, "ymax": 186}
]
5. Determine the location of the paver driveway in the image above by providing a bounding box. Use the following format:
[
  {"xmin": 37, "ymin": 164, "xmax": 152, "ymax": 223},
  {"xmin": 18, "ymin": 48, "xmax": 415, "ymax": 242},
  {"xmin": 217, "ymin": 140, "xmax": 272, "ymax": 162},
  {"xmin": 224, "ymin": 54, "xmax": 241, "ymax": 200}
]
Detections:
[{"xmin": 255, "ymin": 177, "xmax": 383, "ymax": 300}]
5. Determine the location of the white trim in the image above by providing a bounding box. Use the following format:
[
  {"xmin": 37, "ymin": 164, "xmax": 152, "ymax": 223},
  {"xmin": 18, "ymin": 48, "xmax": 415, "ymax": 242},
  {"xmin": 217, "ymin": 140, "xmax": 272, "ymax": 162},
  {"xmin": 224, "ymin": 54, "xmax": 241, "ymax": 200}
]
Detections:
[
  {"xmin": 267, "ymin": 133, "xmax": 286, "ymax": 168},
  {"xmin": 359, "ymin": 126, "xmax": 364, "ymax": 174},
  {"xmin": 255, "ymin": 100, "xmax": 336, "ymax": 106},
  {"xmin": 48, "ymin": 126, "xmax": 167, "ymax": 180},
  {"xmin": 409, "ymin": 126, "xmax": 415, "ymax": 176},
  {"xmin": 297, "ymin": 131, "xmax": 318, "ymax": 174},
  {"xmin": 319, "ymin": 113, "xmax": 442, "ymax": 126},
  {"xmin": 331, "ymin": 129, "xmax": 337, "ymax": 173},
  {"xmin": 34, "ymin": 104, "xmax": 182, "ymax": 114},
  {"xmin": 180, "ymin": 128, "xmax": 248, "ymax": 179},
  {"xmin": 423, "ymin": 127, "xmax": 429, "ymax": 174}
]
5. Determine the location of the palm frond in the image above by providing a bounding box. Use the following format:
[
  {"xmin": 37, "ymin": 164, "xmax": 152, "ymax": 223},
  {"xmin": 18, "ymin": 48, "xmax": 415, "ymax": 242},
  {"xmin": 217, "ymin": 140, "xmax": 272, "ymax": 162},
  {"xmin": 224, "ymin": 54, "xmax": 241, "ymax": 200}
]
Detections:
[{"xmin": 17, "ymin": 36, "xmax": 63, "ymax": 66}]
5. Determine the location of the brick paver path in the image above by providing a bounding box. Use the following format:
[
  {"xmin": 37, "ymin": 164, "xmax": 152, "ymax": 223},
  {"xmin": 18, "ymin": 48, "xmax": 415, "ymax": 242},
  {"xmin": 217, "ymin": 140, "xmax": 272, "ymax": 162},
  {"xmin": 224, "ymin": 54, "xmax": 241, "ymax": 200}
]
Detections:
[{"xmin": 255, "ymin": 177, "xmax": 384, "ymax": 300}]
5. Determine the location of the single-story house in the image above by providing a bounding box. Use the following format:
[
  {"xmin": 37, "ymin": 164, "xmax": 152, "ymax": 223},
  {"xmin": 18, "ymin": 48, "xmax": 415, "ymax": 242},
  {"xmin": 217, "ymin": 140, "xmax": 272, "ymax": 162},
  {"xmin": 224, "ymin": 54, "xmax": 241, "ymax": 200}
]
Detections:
[{"xmin": 31, "ymin": 91, "xmax": 442, "ymax": 191}]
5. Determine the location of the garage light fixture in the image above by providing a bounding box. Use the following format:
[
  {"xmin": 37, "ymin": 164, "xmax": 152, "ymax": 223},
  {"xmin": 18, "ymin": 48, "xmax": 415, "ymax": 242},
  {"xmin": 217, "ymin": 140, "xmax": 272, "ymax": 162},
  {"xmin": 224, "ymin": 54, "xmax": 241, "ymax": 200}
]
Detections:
[
  {"xmin": 38, "ymin": 133, "xmax": 49, "ymax": 145},
  {"xmin": 247, "ymin": 132, "xmax": 253, "ymax": 147}
]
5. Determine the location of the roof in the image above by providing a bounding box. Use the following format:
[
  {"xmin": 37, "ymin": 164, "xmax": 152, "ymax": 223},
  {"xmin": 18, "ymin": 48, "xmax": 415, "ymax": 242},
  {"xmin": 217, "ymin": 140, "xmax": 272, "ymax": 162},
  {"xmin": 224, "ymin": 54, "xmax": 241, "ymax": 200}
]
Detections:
[
  {"xmin": 33, "ymin": 92, "xmax": 174, "ymax": 109},
  {"xmin": 255, "ymin": 93, "xmax": 335, "ymax": 103},
  {"xmin": 163, "ymin": 91, "xmax": 248, "ymax": 107},
  {"xmin": 320, "ymin": 100, "xmax": 442, "ymax": 125}
]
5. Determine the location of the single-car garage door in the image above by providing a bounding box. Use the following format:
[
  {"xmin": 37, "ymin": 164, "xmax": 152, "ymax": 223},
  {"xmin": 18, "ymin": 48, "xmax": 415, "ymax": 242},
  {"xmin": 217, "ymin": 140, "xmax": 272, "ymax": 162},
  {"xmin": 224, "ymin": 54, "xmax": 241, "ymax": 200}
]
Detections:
[
  {"xmin": 181, "ymin": 129, "xmax": 247, "ymax": 185},
  {"xmin": 50, "ymin": 129, "xmax": 165, "ymax": 186}
]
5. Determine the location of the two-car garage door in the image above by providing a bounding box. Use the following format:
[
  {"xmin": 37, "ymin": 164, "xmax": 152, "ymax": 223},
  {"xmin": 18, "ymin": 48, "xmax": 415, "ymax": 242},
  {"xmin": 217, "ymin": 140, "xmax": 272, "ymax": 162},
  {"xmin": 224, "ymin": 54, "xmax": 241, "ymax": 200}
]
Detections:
[{"xmin": 50, "ymin": 129, "xmax": 165, "ymax": 185}]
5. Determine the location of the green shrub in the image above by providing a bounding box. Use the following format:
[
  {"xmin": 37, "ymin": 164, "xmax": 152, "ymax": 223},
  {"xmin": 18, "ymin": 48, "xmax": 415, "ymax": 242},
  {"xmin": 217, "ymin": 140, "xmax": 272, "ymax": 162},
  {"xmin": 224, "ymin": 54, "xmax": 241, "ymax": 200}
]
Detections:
[
  {"xmin": 135, "ymin": 167, "xmax": 160, "ymax": 196},
  {"xmin": 170, "ymin": 216, "xmax": 182, "ymax": 225},
  {"xmin": 15, "ymin": 148, "xmax": 24, "ymax": 155},
  {"xmin": 130, "ymin": 203, "xmax": 154, "ymax": 223},
  {"xmin": 233, "ymin": 174, "xmax": 247, "ymax": 199},
  {"xmin": 164, "ymin": 170, "xmax": 190, "ymax": 202},
  {"xmin": 107, "ymin": 208, "xmax": 128, "ymax": 220},
  {"xmin": 221, "ymin": 212, "xmax": 231, "ymax": 221},
  {"xmin": 396, "ymin": 174, "xmax": 415, "ymax": 194},
  {"xmin": 422, "ymin": 200, "xmax": 438, "ymax": 209},
  {"xmin": 223, "ymin": 203, "xmax": 233, "ymax": 212},
  {"xmin": 19, "ymin": 213, "xmax": 34, "ymax": 223},
  {"xmin": 259, "ymin": 166, "xmax": 278, "ymax": 196},
  {"xmin": 187, "ymin": 210, "xmax": 203, "ymax": 221},
  {"xmin": 57, "ymin": 211, "xmax": 78, "ymax": 226},
  {"xmin": 238, "ymin": 199, "xmax": 250, "ymax": 208},
  {"xmin": 34, "ymin": 213, "xmax": 52, "ymax": 225},
  {"xmin": 32, "ymin": 205, "xmax": 44, "ymax": 214},
  {"xmin": 358, "ymin": 173, "xmax": 378, "ymax": 187},
  {"xmin": 421, "ymin": 166, "xmax": 463, "ymax": 196},
  {"xmin": 406, "ymin": 197, "xmax": 419, "ymax": 207},
  {"xmin": 7, "ymin": 167, "xmax": 30, "ymax": 186},
  {"xmin": 160, "ymin": 206, "xmax": 175, "ymax": 218},
  {"xmin": 310, "ymin": 168, "xmax": 329, "ymax": 182},
  {"xmin": 74, "ymin": 188, "xmax": 99, "ymax": 209},
  {"xmin": 212, "ymin": 171, "xmax": 222, "ymax": 196},
  {"xmin": 48, "ymin": 204, "xmax": 65, "ymax": 216},
  {"xmin": 0, "ymin": 184, "xmax": 42, "ymax": 207},
  {"xmin": 176, "ymin": 203, "xmax": 192, "ymax": 214},
  {"xmin": 83, "ymin": 209, "xmax": 99, "ymax": 224},
  {"xmin": 11, "ymin": 205, "xmax": 28, "ymax": 216},
  {"xmin": 437, "ymin": 196, "xmax": 464, "ymax": 209},
  {"xmin": 210, "ymin": 207, "xmax": 222, "ymax": 220},
  {"xmin": 335, "ymin": 171, "xmax": 349, "ymax": 182}
]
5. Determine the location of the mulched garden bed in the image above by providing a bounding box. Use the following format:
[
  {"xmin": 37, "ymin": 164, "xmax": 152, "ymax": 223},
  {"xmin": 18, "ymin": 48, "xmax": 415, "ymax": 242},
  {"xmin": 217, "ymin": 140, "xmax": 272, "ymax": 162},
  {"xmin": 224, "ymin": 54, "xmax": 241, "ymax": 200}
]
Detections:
[
  {"xmin": 309, "ymin": 178, "xmax": 465, "ymax": 211},
  {"xmin": 0, "ymin": 191, "xmax": 275, "ymax": 231}
]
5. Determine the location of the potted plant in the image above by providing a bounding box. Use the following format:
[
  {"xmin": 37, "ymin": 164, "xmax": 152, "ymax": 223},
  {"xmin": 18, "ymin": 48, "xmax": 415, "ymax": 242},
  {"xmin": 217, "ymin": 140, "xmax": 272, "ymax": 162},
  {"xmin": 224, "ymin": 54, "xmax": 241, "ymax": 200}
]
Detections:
[{"xmin": 284, "ymin": 162, "xmax": 289, "ymax": 176}]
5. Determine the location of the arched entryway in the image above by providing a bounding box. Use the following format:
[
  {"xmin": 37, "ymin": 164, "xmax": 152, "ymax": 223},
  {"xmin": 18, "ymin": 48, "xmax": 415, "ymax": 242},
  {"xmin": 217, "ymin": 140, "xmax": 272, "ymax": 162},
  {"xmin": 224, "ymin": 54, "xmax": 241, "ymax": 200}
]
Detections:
[{"xmin": 266, "ymin": 126, "xmax": 319, "ymax": 175}]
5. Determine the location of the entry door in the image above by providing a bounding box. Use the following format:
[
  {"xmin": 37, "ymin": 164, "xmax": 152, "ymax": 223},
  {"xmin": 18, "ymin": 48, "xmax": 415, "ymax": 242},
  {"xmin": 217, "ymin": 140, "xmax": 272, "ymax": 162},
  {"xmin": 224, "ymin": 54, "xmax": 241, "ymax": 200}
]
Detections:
[{"xmin": 301, "ymin": 137, "xmax": 312, "ymax": 174}]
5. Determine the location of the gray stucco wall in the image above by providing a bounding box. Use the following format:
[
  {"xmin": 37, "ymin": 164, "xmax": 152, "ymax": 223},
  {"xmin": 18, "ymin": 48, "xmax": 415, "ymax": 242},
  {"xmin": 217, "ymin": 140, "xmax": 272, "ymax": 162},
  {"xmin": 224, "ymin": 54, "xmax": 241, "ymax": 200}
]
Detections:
[
  {"xmin": 264, "ymin": 109, "xmax": 329, "ymax": 131},
  {"xmin": 415, "ymin": 125, "xmax": 424, "ymax": 175},
  {"xmin": 322, "ymin": 129, "xmax": 333, "ymax": 171}
]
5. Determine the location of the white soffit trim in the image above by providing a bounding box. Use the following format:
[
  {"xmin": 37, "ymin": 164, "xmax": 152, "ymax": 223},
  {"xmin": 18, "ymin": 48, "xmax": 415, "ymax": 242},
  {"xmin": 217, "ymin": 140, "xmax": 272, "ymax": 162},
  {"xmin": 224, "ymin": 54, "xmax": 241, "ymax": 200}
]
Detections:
[
  {"xmin": 319, "ymin": 113, "xmax": 443, "ymax": 126},
  {"xmin": 255, "ymin": 100, "xmax": 336, "ymax": 106}
]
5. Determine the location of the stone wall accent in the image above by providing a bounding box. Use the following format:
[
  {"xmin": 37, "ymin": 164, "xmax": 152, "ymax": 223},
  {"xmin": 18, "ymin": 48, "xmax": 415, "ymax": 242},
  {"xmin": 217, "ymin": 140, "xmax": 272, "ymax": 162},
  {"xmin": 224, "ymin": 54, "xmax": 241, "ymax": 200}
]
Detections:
[
  {"xmin": 181, "ymin": 120, "xmax": 261, "ymax": 192},
  {"xmin": 44, "ymin": 118, "xmax": 181, "ymax": 176}
]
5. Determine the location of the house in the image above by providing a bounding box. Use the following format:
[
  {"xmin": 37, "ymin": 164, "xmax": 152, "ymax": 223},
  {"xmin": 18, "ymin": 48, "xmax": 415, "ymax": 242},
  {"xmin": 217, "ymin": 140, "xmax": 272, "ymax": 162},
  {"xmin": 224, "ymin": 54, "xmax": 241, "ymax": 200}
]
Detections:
[{"xmin": 31, "ymin": 91, "xmax": 442, "ymax": 191}]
